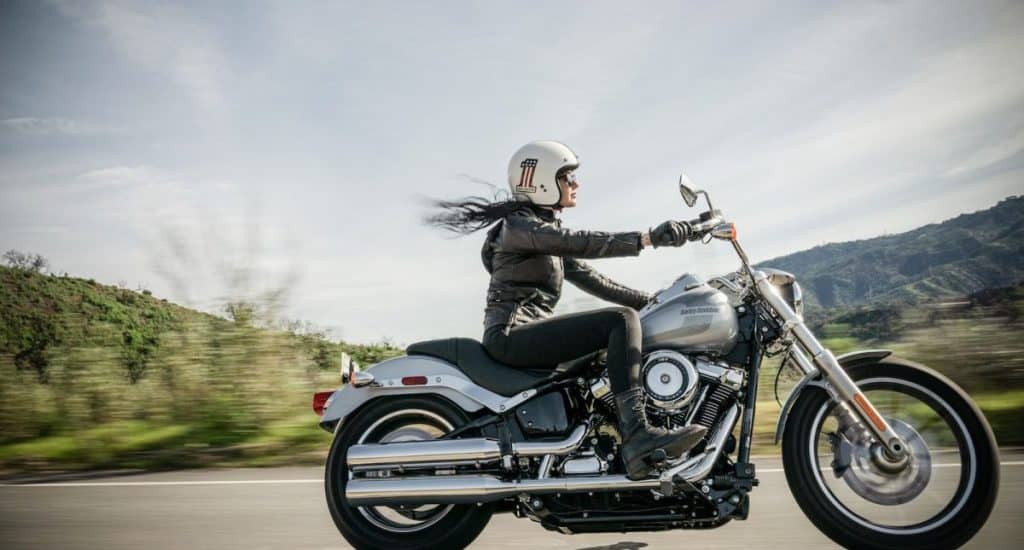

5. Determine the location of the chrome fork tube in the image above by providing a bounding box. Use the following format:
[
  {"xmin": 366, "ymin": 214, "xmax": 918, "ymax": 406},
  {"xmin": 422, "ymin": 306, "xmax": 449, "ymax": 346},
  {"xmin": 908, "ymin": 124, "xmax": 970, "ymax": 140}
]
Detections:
[
  {"xmin": 753, "ymin": 271, "xmax": 907, "ymax": 456},
  {"xmin": 786, "ymin": 346, "xmax": 818, "ymax": 377}
]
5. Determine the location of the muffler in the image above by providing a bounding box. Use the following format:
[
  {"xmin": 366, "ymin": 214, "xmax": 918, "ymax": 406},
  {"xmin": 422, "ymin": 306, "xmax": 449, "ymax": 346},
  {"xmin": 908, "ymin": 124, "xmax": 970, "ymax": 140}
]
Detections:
[
  {"xmin": 347, "ymin": 424, "xmax": 588, "ymax": 471},
  {"xmin": 346, "ymin": 474, "xmax": 661, "ymax": 505},
  {"xmin": 345, "ymin": 404, "xmax": 742, "ymax": 506},
  {"xmin": 347, "ymin": 438, "xmax": 502, "ymax": 470}
]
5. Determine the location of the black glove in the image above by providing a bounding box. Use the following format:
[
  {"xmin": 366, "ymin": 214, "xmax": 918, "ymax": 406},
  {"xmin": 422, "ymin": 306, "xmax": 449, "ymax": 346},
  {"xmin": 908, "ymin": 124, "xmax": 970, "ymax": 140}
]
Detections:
[{"xmin": 650, "ymin": 220, "xmax": 691, "ymax": 248}]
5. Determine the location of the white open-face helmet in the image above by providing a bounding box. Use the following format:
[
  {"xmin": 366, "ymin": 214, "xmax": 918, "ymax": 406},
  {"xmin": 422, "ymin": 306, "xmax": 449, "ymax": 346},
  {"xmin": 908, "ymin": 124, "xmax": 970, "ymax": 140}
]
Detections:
[{"xmin": 507, "ymin": 140, "xmax": 579, "ymax": 207}]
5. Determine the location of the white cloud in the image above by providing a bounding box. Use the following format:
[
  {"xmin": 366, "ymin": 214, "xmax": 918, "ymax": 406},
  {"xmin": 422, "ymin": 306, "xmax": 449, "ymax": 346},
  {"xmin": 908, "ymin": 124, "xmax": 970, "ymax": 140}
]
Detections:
[
  {"xmin": 50, "ymin": 0, "xmax": 228, "ymax": 115},
  {"xmin": 946, "ymin": 128, "xmax": 1024, "ymax": 177},
  {"xmin": 0, "ymin": 117, "xmax": 105, "ymax": 135},
  {"xmin": 5, "ymin": 225, "xmax": 70, "ymax": 235},
  {"xmin": 75, "ymin": 165, "xmax": 155, "ymax": 188}
]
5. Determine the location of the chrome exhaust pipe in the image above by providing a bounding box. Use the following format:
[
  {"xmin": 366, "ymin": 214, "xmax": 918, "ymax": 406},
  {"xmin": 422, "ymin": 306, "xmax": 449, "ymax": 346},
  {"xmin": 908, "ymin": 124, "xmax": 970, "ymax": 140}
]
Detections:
[
  {"xmin": 346, "ymin": 474, "xmax": 661, "ymax": 506},
  {"xmin": 513, "ymin": 424, "xmax": 588, "ymax": 457},
  {"xmin": 344, "ymin": 408, "xmax": 740, "ymax": 506},
  {"xmin": 347, "ymin": 424, "xmax": 588, "ymax": 471},
  {"xmin": 348, "ymin": 438, "xmax": 502, "ymax": 470},
  {"xmin": 663, "ymin": 403, "xmax": 740, "ymax": 483}
]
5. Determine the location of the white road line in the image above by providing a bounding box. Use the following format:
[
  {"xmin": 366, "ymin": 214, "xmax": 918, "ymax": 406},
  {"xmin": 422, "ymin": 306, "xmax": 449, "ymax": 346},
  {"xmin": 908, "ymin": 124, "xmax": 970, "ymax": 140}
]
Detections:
[
  {"xmin": 2, "ymin": 479, "xmax": 322, "ymax": 488},
  {"xmin": 754, "ymin": 460, "xmax": 1024, "ymax": 474},
  {"xmin": 4, "ymin": 461, "xmax": 1022, "ymax": 488}
]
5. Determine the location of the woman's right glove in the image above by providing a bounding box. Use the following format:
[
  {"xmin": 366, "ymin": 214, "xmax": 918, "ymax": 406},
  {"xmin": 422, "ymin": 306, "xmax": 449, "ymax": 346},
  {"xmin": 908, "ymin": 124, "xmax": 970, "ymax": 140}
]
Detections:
[{"xmin": 649, "ymin": 220, "xmax": 692, "ymax": 248}]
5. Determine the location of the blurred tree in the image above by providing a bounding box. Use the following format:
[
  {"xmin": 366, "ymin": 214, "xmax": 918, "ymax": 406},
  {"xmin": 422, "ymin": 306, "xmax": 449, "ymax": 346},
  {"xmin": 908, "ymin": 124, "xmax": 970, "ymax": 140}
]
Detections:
[
  {"xmin": 3, "ymin": 250, "xmax": 49, "ymax": 273},
  {"xmin": 224, "ymin": 301, "xmax": 256, "ymax": 326}
]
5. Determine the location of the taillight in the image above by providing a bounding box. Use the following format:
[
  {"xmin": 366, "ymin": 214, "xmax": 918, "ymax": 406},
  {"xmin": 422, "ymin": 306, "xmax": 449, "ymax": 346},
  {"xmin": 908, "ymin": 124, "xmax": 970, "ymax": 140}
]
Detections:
[
  {"xmin": 312, "ymin": 391, "xmax": 334, "ymax": 416},
  {"xmin": 402, "ymin": 376, "xmax": 428, "ymax": 386}
]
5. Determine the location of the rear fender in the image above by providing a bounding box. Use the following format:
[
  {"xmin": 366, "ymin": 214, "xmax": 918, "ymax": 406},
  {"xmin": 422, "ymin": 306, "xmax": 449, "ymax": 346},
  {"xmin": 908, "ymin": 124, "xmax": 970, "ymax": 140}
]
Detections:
[
  {"xmin": 319, "ymin": 355, "xmax": 535, "ymax": 433},
  {"xmin": 773, "ymin": 349, "xmax": 893, "ymax": 444}
]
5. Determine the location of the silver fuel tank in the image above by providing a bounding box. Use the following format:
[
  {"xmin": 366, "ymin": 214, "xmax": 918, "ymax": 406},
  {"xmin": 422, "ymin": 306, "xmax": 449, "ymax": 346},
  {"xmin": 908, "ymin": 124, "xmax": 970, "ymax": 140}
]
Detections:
[{"xmin": 639, "ymin": 273, "xmax": 739, "ymax": 354}]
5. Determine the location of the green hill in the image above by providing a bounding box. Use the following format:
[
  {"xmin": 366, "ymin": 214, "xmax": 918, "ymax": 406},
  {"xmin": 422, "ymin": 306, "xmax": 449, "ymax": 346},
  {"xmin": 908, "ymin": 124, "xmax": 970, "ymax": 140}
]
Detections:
[
  {"xmin": 1, "ymin": 266, "xmax": 209, "ymax": 385},
  {"xmin": 0, "ymin": 266, "xmax": 400, "ymax": 386},
  {"xmin": 0, "ymin": 265, "xmax": 401, "ymax": 473},
  {"xmin": 758, "ymin": 195, "xmax": 1024, "ymax": 308}
]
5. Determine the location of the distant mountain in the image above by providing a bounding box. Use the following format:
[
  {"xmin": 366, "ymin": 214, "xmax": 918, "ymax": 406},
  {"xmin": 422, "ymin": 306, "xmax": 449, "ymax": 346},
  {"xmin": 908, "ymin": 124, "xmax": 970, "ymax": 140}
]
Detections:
[{"xmin": 757, "ymin": 195, "xmax": 1024, "ymax": 309}]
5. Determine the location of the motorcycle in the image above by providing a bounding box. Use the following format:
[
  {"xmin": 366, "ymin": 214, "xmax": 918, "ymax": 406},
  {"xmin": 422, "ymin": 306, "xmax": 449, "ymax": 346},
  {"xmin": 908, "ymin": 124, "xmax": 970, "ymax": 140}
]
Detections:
[{"xmin": 312, "ymin": 177, "xmax": 999, "ymax": 550}]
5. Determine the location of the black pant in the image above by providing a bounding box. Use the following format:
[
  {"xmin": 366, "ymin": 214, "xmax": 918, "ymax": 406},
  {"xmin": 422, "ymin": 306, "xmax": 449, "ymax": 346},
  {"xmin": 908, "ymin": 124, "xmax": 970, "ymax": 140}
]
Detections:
[{"xmin": 482, "ymin": 306, "xmax": 642, "ymax": 394}]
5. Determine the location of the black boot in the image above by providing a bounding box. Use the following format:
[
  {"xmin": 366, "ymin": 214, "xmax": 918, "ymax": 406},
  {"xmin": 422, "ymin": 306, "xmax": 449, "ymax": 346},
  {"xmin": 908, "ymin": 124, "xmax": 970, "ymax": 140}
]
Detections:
[{"xmin": 616, "ymin": 387, "xmax": 707, "ymax": 480}]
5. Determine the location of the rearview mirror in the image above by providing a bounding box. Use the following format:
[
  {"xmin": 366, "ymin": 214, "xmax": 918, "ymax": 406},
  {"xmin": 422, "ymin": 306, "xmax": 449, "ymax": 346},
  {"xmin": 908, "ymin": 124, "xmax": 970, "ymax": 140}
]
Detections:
[{"xmin": 678, "ymin": 174, "xmax": 700, "ymax": 207}]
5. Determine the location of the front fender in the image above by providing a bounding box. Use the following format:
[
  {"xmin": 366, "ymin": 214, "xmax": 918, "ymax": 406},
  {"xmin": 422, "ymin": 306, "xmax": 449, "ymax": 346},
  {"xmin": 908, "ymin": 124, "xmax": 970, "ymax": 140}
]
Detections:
[
  {"xmin": 773, "ymin": 349, "xmax": 892, "ymax": 444},
  {"xmin": 319, "ymin": 355, "xmax": 513, "ymax": 434}
]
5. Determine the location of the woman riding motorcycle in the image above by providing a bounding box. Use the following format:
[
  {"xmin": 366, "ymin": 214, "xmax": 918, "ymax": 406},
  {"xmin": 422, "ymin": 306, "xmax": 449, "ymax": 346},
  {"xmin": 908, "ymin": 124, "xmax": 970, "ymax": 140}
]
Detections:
[{"xmin": 429, "ymin": 140, "xmax": 706, "ymax": 479}]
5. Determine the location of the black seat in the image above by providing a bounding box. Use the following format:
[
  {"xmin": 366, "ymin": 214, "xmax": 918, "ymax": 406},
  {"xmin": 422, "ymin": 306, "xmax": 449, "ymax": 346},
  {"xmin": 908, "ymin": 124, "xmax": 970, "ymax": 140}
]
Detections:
[{"xmin": 406, "ymin": 338, "xmax": 551, "ymax": 396}]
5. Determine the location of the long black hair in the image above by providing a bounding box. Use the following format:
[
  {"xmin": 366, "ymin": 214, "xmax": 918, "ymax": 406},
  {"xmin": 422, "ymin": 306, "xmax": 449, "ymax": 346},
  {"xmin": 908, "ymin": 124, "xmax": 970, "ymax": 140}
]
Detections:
[{"xmin": 425, "ymin": 182, "xmax": 536, "ymax": 235}]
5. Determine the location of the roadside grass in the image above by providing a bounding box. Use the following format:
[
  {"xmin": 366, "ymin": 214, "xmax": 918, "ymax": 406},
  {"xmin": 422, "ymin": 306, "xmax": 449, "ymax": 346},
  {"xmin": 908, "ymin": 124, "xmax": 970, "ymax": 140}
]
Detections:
[
  {"xmin": 748, "ymin": 389, "xmax": 1024, "ymax": 456},
  {"xmin": 0, "ymin": 421, "xmax": 191, "ymax": 468},
  {"xmin": 0, "ymin": 415, "xmax": 333, "ymax": 473},
  {"xmin": 973, "ymin": 389, "xmax": 1024, "ymax": 448}
]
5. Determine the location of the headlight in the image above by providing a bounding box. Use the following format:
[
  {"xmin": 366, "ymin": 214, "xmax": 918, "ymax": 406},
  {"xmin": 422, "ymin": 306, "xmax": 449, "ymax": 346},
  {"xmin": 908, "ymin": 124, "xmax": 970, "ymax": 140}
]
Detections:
[
  {"xmin": 761, "ymin": 268, "xmax": 804, "ymax": 320},
  {"xmin": 785, "ymin": 280, "xmax": 804, "ymax": 319}
]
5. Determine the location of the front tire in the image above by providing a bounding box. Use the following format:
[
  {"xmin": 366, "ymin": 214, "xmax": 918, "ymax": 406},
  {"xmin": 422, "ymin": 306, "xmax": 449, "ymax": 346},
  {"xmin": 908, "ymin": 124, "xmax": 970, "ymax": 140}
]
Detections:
[
  {"xmin": 782, "ymin": 359, "xmax": 999, "ymax": 549},
  {"xmin": 325, "ymin": 396, "xmax": 493, "ymax": 550}
]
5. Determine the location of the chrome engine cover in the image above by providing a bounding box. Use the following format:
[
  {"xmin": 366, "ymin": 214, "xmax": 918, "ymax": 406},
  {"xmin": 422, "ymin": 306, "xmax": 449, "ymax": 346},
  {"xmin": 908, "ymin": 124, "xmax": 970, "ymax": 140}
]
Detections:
[
  {"xmin": 561, "ymin": 455, "xmax": 606, "ymax": 475},
  {"xmin": 641, "ymin": 350, "xmax": 699, "ymax": 412}
]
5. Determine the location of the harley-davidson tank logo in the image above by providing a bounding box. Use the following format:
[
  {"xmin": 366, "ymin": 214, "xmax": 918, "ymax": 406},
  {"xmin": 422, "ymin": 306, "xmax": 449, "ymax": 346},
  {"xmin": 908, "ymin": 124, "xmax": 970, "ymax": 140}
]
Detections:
[
  {"xmin": 517, "ymin": 158, "xmax": 538, "ymax": 192},
  {"xmin": 679, "ymin": 306, "xmax": 716, "ymax": 329},
  {"xmin": 679, "ymin": 306, "xmax": 719, "ymax": 315}
]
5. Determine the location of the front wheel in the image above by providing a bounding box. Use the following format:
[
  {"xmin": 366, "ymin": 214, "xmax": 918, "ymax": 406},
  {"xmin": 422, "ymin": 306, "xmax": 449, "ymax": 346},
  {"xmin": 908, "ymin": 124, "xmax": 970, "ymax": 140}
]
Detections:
[
  {"xmin": 783, "ymin": 359, "xmax": 999, "ymax": 549},
  {"xmin": 325, "ymin": 396, "xmax": 493, "ymax": 550}
]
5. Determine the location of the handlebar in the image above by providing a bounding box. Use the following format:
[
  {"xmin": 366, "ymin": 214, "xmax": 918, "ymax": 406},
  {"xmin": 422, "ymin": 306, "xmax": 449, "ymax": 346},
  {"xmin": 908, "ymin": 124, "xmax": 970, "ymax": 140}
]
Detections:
[
  {"xmin": 687, "ymin": 211, "xmax": 724, "ymax": 236},
  {"xmin": 676, "ymin": 181, "xmax": 755, "ymax": 278}
]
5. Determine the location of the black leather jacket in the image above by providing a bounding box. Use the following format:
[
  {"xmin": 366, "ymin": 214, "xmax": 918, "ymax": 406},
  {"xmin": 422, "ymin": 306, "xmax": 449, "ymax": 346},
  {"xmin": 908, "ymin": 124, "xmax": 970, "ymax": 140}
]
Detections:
[{"xmin": 481, "ymin": 205, "xmax": 652, "ymax": 334}]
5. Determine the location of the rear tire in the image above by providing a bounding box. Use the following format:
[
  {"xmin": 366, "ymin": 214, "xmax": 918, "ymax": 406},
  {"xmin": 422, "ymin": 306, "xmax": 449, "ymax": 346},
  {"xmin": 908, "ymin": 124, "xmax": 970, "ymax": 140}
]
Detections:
[
  {"xmin": 325, "ymin": 396, "xmax": 493, "ymax": 550},
  {"xmin": 782, "ymin": 359, "xmax": 999, "ymax": 549}
]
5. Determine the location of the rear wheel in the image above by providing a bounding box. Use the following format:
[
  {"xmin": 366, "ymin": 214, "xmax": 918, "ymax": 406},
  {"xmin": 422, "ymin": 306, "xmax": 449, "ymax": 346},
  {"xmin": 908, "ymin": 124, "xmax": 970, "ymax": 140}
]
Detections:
[
  {"xmin": 325, "ymin": 396, "xmax": 493, "ymax": 550},
  {"xmin": 783, "ymin": 359, "xmax": 999, "ymax": 549}
]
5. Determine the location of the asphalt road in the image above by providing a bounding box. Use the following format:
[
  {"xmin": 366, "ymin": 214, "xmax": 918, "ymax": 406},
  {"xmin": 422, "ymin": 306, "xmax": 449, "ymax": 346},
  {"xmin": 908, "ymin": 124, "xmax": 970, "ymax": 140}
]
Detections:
[{"xmin": 2, "ymin": 452, "xmax": 1021, "ymax": 550}]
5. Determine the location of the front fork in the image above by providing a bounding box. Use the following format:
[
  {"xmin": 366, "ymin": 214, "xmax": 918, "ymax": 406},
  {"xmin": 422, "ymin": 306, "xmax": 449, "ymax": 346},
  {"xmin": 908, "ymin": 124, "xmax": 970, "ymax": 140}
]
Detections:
[{"xmin": 753, "ymin": 272, "xmax": 909, "ymax": 458}]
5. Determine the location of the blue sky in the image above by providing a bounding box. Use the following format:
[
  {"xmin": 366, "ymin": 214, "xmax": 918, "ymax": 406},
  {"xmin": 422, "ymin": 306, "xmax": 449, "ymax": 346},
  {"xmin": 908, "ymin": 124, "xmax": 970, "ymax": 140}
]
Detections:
[{"xmin": 2, "ymin": 1, "xmax": 1022, "ymax": 344}]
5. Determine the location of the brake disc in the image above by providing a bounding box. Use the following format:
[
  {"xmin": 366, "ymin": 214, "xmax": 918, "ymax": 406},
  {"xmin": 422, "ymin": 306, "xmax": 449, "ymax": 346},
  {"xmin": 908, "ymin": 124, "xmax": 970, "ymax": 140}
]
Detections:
[{"xmin": 832, "ymin": 417, "xmax": 932, "ymax": 506}]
